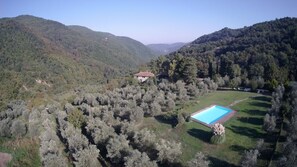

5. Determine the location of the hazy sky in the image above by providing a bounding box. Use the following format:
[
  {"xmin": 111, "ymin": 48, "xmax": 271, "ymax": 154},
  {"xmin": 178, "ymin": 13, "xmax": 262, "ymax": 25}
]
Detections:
[{"xmin": 1, "ymin": 0, "xmax": 297, "ymax": 44}]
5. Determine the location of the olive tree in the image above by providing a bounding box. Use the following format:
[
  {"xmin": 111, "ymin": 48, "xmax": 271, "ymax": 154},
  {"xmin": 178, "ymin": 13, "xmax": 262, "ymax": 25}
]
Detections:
[
  {"xmin": 263, "ymin": 113, "xmax": 276, "ymax": 133},
  {"xmin": 73, "ymin": 145, "xmax": 101, "ymax": 167},
  {"xmin": 240, "ymin": 149, "xmax": 260, "ymax": 167},
  {"xmin": 187, "ymin": 152, "xmax": 210, "ymax": 167},
  {"xmin": 106, "ymin": 134, "xmax": 131, "ymax": 164},
  {"xmin": 39, "ymin": 118, "xmax": 67, "ymax": 167},
  {"xmin": 124, "ymin": 150, "xmax": 157, "ymax": 167},
  {"xmin": 132, "ymin": 128, "xmax": 156, "ymax": 153},
  {"xmin": 156, "ymin": 139, "xmax": 182, "ymax": 164},
  {"xmin": 85, "ymin": 117, "xmax": 115, "ymax": 145}
]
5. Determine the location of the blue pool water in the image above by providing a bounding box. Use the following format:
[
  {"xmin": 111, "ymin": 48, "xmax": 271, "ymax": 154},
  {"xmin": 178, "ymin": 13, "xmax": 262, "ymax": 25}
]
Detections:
[{"xmin": 191, "ymin": 105, "xmax": 233, "ymax": 125}]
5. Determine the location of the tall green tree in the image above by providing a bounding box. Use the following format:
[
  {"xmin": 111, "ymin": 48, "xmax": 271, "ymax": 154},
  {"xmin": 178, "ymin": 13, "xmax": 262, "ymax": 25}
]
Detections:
[
  {"xmin": 180, "ymin": 57, "xmax": 197, "ymax": 84},
  {"xmin": 230, "ymin": 64, "xmax": 241, "ymax": 78},
  {"xmin": 249, "ymin": 64, "xmax": 264, "ymax": 78},
  {"xmin": 168, "ymin": 59, "xmax": 177, "ymax": 81}
]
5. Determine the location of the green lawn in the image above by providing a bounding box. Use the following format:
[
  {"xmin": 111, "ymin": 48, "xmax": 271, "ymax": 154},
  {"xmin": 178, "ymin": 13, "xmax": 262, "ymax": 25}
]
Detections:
[{"xmin": 142, "ymin": 90, "xmax": 272, "ymax": 166}]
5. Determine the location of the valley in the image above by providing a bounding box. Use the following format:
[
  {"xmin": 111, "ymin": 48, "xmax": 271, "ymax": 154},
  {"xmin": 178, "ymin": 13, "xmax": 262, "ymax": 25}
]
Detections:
[{"xmin": 0, "ymin": 13, "xmax": 296, "ymax": 167}]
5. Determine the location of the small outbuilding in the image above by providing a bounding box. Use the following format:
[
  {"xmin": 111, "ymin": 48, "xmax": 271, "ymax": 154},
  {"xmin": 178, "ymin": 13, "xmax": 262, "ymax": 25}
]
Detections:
[{"xmin": 134, "ymin": 71, "xmax": 155, "ymax": 82}]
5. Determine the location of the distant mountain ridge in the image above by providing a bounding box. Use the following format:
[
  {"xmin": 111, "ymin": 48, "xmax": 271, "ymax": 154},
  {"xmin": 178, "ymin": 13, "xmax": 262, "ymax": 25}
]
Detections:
[
  {"xmin": 0, "ymin": 15, "xmax": 156, "ymax": 107},
  {"xmin": 147, "ymin": 42, "xmax": 186, "ymax": 55}
]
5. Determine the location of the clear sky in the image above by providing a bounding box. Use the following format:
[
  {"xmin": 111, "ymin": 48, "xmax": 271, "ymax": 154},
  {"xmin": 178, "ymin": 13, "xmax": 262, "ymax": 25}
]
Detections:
[{"xmin": 1, "ymin": 0, "xmax": 297, "ymax": 44}]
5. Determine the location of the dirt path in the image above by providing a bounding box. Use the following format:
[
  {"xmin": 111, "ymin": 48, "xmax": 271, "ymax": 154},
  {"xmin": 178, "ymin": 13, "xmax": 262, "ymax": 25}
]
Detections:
[
  {"xmin": 0, "ymin": 152, "xmax": 12, "ymax": 167},
  {"xmin": 228, "ymin": 95, "xmax": 263, "ymax": 107}
]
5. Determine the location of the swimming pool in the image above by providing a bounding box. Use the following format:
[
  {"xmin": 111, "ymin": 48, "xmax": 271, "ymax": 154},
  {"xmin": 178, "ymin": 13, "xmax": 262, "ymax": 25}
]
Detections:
[{"xmin": 191, "ymin": 105, "xmax": 235, "ymax": 126}]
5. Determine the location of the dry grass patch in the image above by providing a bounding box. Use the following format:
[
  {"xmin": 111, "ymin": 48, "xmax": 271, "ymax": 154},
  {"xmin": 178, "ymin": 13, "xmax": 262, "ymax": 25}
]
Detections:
[{"xmin": 0, "ymin": 137, "xmax": 41, "ymax": 167}]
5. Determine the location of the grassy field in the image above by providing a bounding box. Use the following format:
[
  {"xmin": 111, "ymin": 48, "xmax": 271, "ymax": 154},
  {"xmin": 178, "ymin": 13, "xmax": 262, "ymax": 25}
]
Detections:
[
  {"xmin": 141, "ymin": 90, "xmax": 272, "ymax": 166},
  {"xmin": 0, "ymin": 137, "xmax": 41, "ymax": 167}
]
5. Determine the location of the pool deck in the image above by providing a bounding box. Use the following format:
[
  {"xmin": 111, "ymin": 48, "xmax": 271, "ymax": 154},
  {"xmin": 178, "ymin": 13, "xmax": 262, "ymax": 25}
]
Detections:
[{"xmin": 190, "ymin": 105, "xmax": 237, "ymax": 127}]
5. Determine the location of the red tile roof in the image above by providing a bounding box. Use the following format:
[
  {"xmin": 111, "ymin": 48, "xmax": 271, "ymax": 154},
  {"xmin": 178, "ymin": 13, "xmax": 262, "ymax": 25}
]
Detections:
[{"xmin": 134, "ymin": 71, "xmax": 155, "ymax": 77}]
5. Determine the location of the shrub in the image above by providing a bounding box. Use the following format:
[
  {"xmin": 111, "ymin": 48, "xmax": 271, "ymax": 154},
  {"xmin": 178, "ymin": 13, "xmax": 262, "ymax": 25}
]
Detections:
[
  {"xmin": 210, "ymin": 123, "xmax": 226, "ymax": 144},
  {"xmin": 210, "ymin": 134, "xmax": 226, "ymax": 144},
  {"xmin": 67, "ymin": 109, "xmax": 86, "ymax": 128}
]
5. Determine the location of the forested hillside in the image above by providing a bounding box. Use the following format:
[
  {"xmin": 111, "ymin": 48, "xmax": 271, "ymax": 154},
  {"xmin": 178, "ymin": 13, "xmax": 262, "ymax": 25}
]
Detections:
[
  {"xmin": 0, "ymin": 15, "xmax": 155, "ymax": 108},
  {"xmin": 150, "ymin": 17, "xmax": 297, "ymax": 89}
]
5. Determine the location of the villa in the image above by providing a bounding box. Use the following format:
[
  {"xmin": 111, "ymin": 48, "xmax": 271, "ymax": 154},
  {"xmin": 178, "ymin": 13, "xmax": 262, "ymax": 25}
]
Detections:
[{"xmin": 134, "ymin": 71, "xmax": 155, "ymax": 82}]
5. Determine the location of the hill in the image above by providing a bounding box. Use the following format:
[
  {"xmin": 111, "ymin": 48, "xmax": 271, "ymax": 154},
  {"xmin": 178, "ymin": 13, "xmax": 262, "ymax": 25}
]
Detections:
[
  {"xmin": 147, "ymin": 42, "xmax": 186, "ymax": 55},
  {"xmin": 150, "ymin": 17, "xmax": 297, "ymax": 88},
  {"xmin": 0, "ymin": 15, "xmax": 155, "ymax": 108}
]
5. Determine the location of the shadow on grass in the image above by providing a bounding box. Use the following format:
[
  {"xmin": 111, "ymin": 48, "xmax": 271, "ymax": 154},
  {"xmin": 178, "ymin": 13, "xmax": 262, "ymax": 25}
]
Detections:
[
  {"xmin": 258, "ymin": 148, "xmax": 275, "ymax": 161},
  {"xmin": 229, "ymin": 145, "xmax": 247, "ymax": 152},
  {"xmin": 187, "ymin": 128, "xmax": 211, "ymax": 142},
  {"xmin": 264, "ymin": 132, "xmax": 279, "ymax": 143},
  {"xmin": 248, "ymin": 96, "xmax": 271, "ymax": 110},
  {"xmin": 249, "ymin": 101, "xmax": 271, "ymax": 109},
  {"xmin": 208, "ymin": 156, "xmax": 238, "ymax": 167},
  {"xmin": 157, "ymin": 162, "xmax": 183, "ymax": 167},
  {"xmin": 252, "ymin": 96, "xmax": 271, "ymax": 102},
  {"xmin": 240, "ymin": 109, "xmax": 266, "ymax": 116},
  {"xmin": 154, "ymin": 114, "xmax": 177, "ymax": 128},
  {"xmin": 227, "ymin": 126, "xmax": 263, "ymax": 139},
  {"xmin": 237, "ymin": 117, "xmax": 263, "ymax": 126}
]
